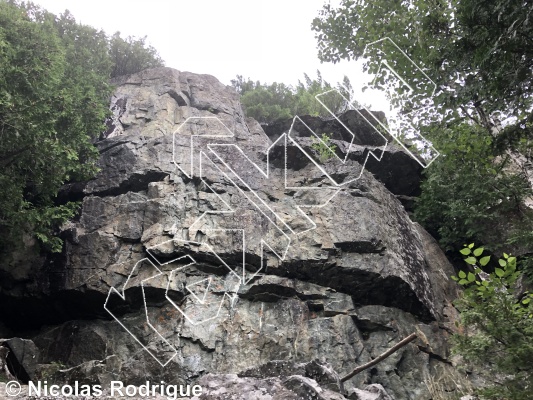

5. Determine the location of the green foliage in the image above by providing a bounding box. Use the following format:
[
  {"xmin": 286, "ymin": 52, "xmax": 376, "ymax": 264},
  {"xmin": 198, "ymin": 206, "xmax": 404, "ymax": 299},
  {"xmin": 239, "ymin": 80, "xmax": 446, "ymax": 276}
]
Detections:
[
  {"xmin": 312, "ymin": 0, "xmax": 533, "ymax": 264},
  {"xmin": 452, "ymin": 245, "xmax": 533, "ymax": 399},
  {"xmin": 231, "ymin": 75, "xmax": 260, "ymax": 95},
  {"xmin": 109, "ymin": 32, "xmax": 164, "ymax": 78},
  {"xmin": 0, "ymin": 0, "xmax": 92, "ymax": 253},
  {"xmin": 237, "ymin": 81, "xmax": 294, "ymax": 124},
  {"xmin": 311, "ymin": 133, "xmax": 337, "ymax": 163},
  {"xmin": 294, "ymin": 72, "xmax": 355, "ymax": 118},
  {"xmin": 414, "ymin": 123, "xmax": 533, "ymax": 253},
  {"xmin": 0, "ymin": 1, "xmax": 164, "ymax": 253},
  {"xmin": 312, "ymin": 0, "xmax": 533, "ymax": 124},
  {"xmin": 232, "ymin": 71, "xmax": 357, "ymax": 124},
  {"xmin": 38, "ymin": 360, "xmax": 67, "ymax": 380}
]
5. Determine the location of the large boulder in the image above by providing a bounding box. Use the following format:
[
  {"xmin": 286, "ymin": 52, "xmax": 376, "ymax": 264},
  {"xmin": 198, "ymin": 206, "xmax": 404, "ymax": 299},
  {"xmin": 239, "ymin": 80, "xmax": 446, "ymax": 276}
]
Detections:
[
  {"xmin": 0, "ymin": 338, "xmax": 40, "ymax": 382},
  {"xmin": 0, "ymin": 67, "xmax": 462, "ymax": 399}
]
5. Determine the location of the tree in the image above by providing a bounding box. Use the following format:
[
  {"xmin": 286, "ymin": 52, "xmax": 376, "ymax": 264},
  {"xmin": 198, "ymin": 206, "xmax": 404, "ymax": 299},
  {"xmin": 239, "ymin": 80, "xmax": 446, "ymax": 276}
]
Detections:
[
  {"xmin": 312, "ymin": 0, "xmax": 533, "ymax": 125},
  {"xmin": 312, "ymin": 0, "xmax": 533, "ymax": 263},
  {"xmin": 0, "ymin": 0, "xmax": 94, "ymax": 253},
  {"xmin": 294, "ymin": 71, "xmax": 354, "ymax": 117},
  {"xmin": 230, "ymin": 75, "xmax": 260, "ymax": 95},
  {"xmin": 452, "ymin": 245, "xmax": 533, "ymax": 399},
  {"xmin": 0, "ymin": 1, "xmax": 165, "ymax": 253},
  {"xmin": 414, "ymin": 123, "xmax": 532, "ymax": 253},
  {"xmin": 238, "ymin": 81, "xmax": 295, "ymax": 123},
  {"xmin": 109, "ymin": 32, "xmax": 164, "ymax": 78},
  {"xmin": 232, "ymin": 71, "xmax": 356, "ymax": 124}
]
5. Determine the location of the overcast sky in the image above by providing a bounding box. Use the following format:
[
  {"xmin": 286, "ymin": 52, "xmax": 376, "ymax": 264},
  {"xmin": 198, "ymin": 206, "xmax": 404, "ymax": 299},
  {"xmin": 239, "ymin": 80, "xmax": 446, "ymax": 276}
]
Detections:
[{"xmin": 29, "ymin": 0, "xmax": 388, "ymax": 111}]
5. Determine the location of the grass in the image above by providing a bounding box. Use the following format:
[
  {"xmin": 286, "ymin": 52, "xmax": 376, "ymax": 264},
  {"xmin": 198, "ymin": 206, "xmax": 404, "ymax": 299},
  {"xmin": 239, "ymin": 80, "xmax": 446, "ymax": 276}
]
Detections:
[{"xmin": 423, "ymin": 365, "xmax": 476, "ymax": 400}]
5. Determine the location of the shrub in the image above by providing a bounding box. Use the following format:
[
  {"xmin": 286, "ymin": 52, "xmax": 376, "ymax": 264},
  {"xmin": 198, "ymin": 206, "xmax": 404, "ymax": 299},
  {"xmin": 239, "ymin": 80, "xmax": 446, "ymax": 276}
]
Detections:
[{"xmin": 451, "ymin": 244, "xmax": 533, "ymax": 399}]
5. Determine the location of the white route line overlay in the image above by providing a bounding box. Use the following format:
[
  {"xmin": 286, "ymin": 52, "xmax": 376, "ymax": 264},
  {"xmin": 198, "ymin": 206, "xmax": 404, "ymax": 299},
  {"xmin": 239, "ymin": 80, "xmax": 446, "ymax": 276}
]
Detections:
[
  {"xmin": 105, "ymin": 47, "xmax": 442, "ymax": 363},
  {"xmin": 104, "ymin": 257, "xmax": 179, "ymax": 367},
  {"xmin": 363, "ymin": 37, "xmax": 440, "ymax": 168}
]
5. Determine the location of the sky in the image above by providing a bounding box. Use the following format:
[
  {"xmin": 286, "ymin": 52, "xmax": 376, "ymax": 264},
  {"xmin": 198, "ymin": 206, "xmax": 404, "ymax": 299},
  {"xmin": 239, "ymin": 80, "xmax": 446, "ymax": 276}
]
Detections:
[{"xmin": 29, "ymin": 0, "xmax": 389, "ymax": 112}]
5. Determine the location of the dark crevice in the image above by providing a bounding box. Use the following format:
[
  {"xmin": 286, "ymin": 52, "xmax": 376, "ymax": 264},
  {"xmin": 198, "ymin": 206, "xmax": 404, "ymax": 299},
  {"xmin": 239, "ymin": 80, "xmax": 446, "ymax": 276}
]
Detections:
[
  {"xmin": 239, "ymin": 284, "xmax": 328, "ymax": 303},
  {"xmin": 3, "ymin": 343, "xmax": 30, "ymax": 383},
  {"xmin": 180, "ymin": 335, "xmax": 216, "ymax": 353},
  {"xmin": 146, "ymin": 244, "xmax": 260, "ymax": 276},
  {"xmin": 96, "ymin": 139, "xmax": 130, "ymax": 153},
  {"xmin": 0, "ymin": 289, "xmax": 110, "ymax": 332},
  {"xmin": 239, "ymin": 285, "xmax": 300, "ymax": 302},
  {"xmin": 55, "ymin": 181, "xmax": 87, "ymax": 205},
  {"xmin": 56, "ymin": 170, "xmax": 169, "ymax": 206},
  {"xmin": 90, "ymin": 170, "xmax": 169, "ymax": 197},
  {"xmin": 334, "ymin": 240, "xmax": 386, "ymax": 254},
  {"xmin": 193, "ymin": 103, "xmax": 223, "ymax": 115},
  {"xmin": 105, "ymin": 286, "xmax": 184, "ymax": 317},
  {"xmin": 279, "ymin": 261, "xmax": 435, "ymax": 323},
  {"xmin": 0, "ymin": 284, "xmax": 183, "ymax": 334},
  {"xmin": 142, "ymin": 250, "xmax": 435, "ymax": 322},
  {"xmin": 351, "ymin": 316, "xmax": 395, "ymax": 335},
  {"xmin": 417, "ymin": 345, "xmax": 452, "ymax": 365},
  {"xmin": 167, "ymin": 89, "xmax": 188, "ymax": 106},
  {"xmin": 263, "ymin": 110, "xmax": 423, "ymax": 197}
]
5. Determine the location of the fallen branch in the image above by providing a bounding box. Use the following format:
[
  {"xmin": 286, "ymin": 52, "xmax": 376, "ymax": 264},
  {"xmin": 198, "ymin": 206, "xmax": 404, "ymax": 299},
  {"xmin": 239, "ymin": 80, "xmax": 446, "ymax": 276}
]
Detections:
[{"xmin": 341, "ymin": 332, "xmax": 418, "ymax": 382}]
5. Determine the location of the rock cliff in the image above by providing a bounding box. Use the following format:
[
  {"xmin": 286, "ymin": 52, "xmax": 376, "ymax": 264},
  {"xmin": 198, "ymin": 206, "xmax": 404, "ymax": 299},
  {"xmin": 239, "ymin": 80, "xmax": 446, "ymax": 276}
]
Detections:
[{"xmin": 0, "ymin": 67, "xmax": 464, "ymax": 399}]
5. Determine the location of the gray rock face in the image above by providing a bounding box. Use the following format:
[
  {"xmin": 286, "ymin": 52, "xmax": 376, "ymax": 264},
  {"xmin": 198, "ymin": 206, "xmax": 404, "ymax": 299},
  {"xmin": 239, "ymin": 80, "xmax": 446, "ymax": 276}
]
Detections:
[
  {"xmin": 350, "ymin": 384, "xmax": 394, "ymax": 400},
  {"xmin": 0, "ymin": 338, "xmax": 40, "ymax": 382},
  {"xmin": 197, "ymin": 368, "xmax": 349, "ymax": 400},
  {"xmin": 0, "ymin": 67, "xmax": 462, "ymax": 399},
  {"xmin": 263, "ymin": 112, "xmax": 423, "ymax": 199}
]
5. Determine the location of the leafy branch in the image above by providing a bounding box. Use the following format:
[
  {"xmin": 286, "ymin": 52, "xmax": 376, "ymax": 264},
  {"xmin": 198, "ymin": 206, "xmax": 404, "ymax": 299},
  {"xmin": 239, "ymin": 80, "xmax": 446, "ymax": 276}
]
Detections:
[
  {"xmin": 311, "ymin": 133, "xmax": 337, "ymax": 163},
  {"xmin": 451, "ymin": 244, "xmax": 533, "ymax": 399}
]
